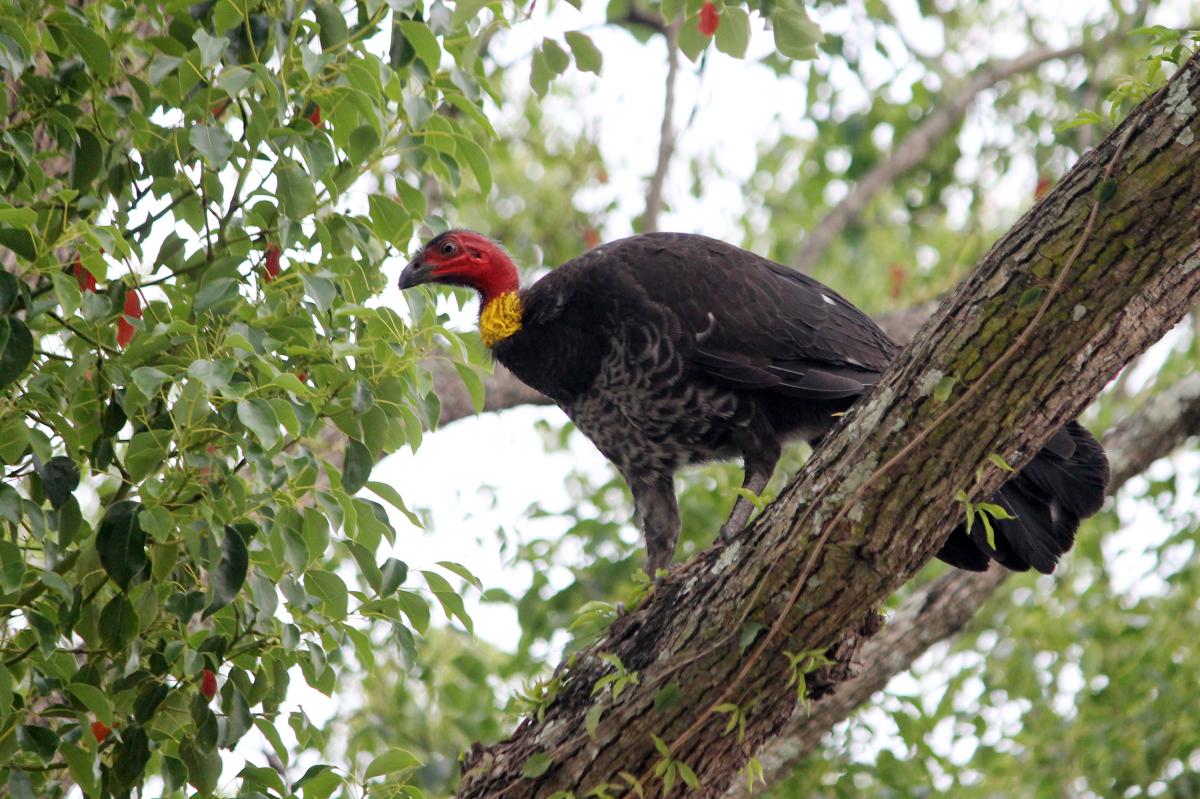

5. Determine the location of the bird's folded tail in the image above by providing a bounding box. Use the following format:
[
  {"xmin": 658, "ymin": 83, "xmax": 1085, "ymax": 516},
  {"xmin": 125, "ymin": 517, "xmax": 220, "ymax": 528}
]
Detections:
[{"xmin": 936, "ymin": 420, "xmax": 1109, "ymax": 574}]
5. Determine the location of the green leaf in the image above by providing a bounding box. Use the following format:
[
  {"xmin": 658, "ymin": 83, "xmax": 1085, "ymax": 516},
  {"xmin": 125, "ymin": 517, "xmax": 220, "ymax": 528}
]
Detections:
[
  {"xmin": 342, "ymin": 438, "xmax": 373, "ymax": 493},
  {"xmin": 238, "ymin": 399, "xmax": 281, "ymax": 449},
  {"xmin": 0, "ymin": 539, "xmax": 24, "ymax": 593},
  {"xmin": 99, "ymin": 592, "xmax": 138, "ymax": 649},
  {"xmin": 302, "ymin": 274, "xmax": 336, "ymax": 311},
  {"xmin": 364, "ymin": 748, "xmax": 422, "ymax": 779},
  {"xmin": 7, "ymin": 771, "xmax": 34, "ymax": 799},
  {"xmin": 204, "ymin": 525, "xmax": 249, "ymax": 618},
  {"xmin": 368, "ymin": 194, "xmax": 410, "ymax": 248},
  {"xmin": 772, "ymin": 0, "xmax": 824, "ymax": 60},
  {"xmin": 366, "ymin": 480, "xmax": 422, "ymax": 528},
  {"xmin": 0, "ymin": 271, "xmax": 17, "ymax": 313},
  {"xmin": 987, "ymin": 453, "xmax": 1015, "ymax": 472},
  {"xmin": 542, "ymin": 38, "xmax": 570, "ymax": 74},
  {"xmin": 0, "ymin": 206, "xmax": 36, "ymax": 228},
  {"xmin": 189, "ymin": 125, "xmax": 233, "ymax": 168},
  {"xmin": 192, "ymin": 29, "xmax": 228, "ymax": 68},
  {"xmin": 314, "ymin": 1, "xmax": 350, "ymax": 50},
  {"xmin": 0, "ymin": 316, "xmax": 32, "ymax": 389},
  {"xmin": 437, "ymin": 560, "xmax": 483, "ymax": 590},
  {"xmin": 522, "ymin": 752, "xmax": 553, "ymax": 779},
  {"xmin": 585, "ymin": 704, "xmax": 603, "ymax": 738},
  {"xmin": 53, "ymin": 21, "xmax": 112, "ymax": 77},
  {"xmin": 67, "ymin": 682, "xmax": 114, "ymax": 726},
  {"xmin": 397, "ymin": 21, "xmax": 440, "ymax": 71},
  {"xmin": 455, "ymin": 135, "xmax": 492, "ymax": 195},
  {"xmin": 131, "ymin": 365, "xmax": 171, "ymax": 396},
  {"xmin": 381, "ymin": 558, "xmax": 408, "ymax": 596},
  {"xmin": 305, "ymin": 569, "xmax": 349, "ymax": 620},
  {"xmin": 715, "ymin": 7, "xmax": 750, "ymax": 58},
  {"xmin": 96, "ymin": 500, "xmax": 147, "ymax": 590},
  {"xmin": 421, "ymin": 569, "xmax": 473, "ymax": 633},
  {"xmin": 277, "ymin": 165, "xmax": 317, "ymax": 219},
  {"xmin": 451, "ymin": 0, "xmax": 490, "ymax": 28},
  {"xmin": 62, "ymin": 743, "xmax": 100, "ymax": 797},
  {"xmin": 530, "ymin": 48, "xmax": 553, "ymax": 98},
  {"xmin": 125, "ymin": 430, "xmax": 171, "ymax": 482},
  {"xmin": 180, "ymin": 736, "xmax": 222, "ymax": 795},
  {"xmin": 194, "ymin": 277, "xmax": 238, "ymax": 314},
  {"xmin": 37, "ymin": 455, "xmax": 79, "ymax": 510},
  {"xmin": 565, "ymin": 31, "xmax": 602, "ymax": 73}
]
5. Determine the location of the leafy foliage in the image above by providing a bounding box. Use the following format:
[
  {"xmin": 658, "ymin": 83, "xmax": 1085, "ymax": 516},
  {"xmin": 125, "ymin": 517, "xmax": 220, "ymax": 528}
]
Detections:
[{"xmin": 3, "ymin": 0, "xmax": 1199, "ymax": 797}]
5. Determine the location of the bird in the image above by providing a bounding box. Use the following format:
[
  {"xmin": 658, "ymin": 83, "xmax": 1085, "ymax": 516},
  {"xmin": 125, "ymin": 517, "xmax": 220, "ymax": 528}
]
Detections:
[{"xmin": 399, "ymin": 230, "xmax": 1109, "ymax": 576}]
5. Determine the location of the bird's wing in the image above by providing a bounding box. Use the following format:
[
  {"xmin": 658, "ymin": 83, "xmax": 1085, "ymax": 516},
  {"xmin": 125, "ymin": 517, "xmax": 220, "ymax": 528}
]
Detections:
[{"xmin": 599, "ymin": 233, "xmax": 899, "ymax": 400}]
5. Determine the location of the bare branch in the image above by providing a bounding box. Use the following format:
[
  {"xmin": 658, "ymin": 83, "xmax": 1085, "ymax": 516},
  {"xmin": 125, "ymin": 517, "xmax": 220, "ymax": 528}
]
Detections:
[
  {"xmin": 726, "ymin": 372, "xmax": 1200, "ymax": 796},
  {"xmin": 789, "ymin": 3, "xmax": 1155, "ymax": 275},
  {"xmin": 643, "ymin": 21, "xmax": 682, "ymax": 233},
  {"xmin": 790, "ymin": 43, "xmax": 1085, "ymax": 273}
]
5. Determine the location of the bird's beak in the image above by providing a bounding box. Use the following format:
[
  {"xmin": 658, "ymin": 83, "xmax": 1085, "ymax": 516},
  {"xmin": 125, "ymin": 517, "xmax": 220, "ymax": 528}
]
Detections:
[{"xmin": 398, "ymin": 257, "xmax": 432, "ymax": 290}]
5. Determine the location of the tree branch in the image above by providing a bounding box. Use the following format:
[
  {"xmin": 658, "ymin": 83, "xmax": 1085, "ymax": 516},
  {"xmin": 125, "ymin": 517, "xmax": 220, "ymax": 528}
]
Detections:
[
  {"xmin": 787, "ymin": 2, "xmax": 1153, "ymax": 276},
  {"xmin": 643, "ymin": 20, "xmax": 682, "ymax": 233},
  {"xmin": 726, "ymin": 371, "xmax": 1200, "ymax": 796},
  {"xmin": 455, "ymin": 53, "xmax": 1200, "ymax": 798}
]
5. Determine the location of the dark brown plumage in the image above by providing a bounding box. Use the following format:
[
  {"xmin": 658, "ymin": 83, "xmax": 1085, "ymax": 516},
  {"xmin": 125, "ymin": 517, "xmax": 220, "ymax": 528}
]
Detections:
[{"xmin": 400, "ymin": 230, "xmax": 1109, "ymax": 575}]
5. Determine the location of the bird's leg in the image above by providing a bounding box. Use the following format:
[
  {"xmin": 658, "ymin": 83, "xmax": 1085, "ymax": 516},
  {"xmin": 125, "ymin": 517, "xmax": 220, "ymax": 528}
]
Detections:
[
  {"xmin": 721, "ymin": 445, "xmax": 781, "ymax": 540},
  {"xmin": 630, "ymin": 473, "xmax": 681, "ymax": 577}
]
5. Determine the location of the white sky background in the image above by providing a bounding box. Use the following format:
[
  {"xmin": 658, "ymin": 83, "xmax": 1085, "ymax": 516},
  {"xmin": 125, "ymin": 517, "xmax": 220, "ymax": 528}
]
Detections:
[{"xmin": 97, "ymin": 0, "xmax": 1200, "ymax": 791}]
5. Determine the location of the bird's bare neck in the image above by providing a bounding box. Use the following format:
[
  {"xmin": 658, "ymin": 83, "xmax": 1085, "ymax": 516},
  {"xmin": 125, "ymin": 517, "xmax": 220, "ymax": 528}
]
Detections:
[{"xmin": 480, "ymin": 291, "xmax": 524, "ymax": 347}]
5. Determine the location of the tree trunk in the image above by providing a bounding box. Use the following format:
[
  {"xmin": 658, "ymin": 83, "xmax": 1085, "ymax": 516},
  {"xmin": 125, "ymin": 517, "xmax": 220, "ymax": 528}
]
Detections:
[
  {"xmin": 455, "ymin": 52, "xmax": 1200, "ymax": 799},
  {"xmin": 725, "ymin": 371, "xmax": 1200, "ymax": 797}
]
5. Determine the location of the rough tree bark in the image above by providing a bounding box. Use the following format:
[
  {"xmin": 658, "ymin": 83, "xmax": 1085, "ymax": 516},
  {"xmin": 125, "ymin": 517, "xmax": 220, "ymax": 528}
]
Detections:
[
  {"xmin": 455, "ymin": 53, "xmax": 1200, "ymax": 799},
  {"xmin": 725, "ymin": 372, "xmax": 1200, "ymax": 797}
]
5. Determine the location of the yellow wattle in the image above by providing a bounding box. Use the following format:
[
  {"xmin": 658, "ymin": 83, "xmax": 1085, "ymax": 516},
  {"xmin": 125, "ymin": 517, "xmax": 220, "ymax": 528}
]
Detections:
[{"xmin": 479, "ymin": 291, "xmax": 524, "ymax": 348}]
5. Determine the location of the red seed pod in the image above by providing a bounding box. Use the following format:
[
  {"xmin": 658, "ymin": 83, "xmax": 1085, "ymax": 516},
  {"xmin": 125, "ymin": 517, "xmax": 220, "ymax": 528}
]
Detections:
[
  {"xmin": 73, "ymin": 259, "xmax": 97, "ymax": 293},
  {"xmin": 200, "ymin": 669, "xmax": 217, "ymax": 699},
  {"xmin": 91, "ymin": 720, "xmax": 112, "ymax": 742},
  {"xmin": 699, "ymin": 2, "xmax": 720, "ymax": 36},
  {"xmin": 116, "ymin": 290, "xmax": 141, "ymax": 348},
  {"xmin": 264, "ymin": 243, "xmax": 282, "ymax": 282}
]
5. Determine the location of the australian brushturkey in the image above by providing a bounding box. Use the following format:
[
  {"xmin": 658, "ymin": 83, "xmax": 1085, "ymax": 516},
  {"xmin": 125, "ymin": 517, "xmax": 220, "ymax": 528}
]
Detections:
[{"xmin": 399, "ymin": 230, "xmax": 1109, "ymax": 575}]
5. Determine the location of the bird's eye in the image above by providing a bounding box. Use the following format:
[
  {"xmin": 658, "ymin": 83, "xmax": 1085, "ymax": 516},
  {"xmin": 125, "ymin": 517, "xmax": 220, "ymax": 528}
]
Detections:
[{"xmin": 440, "ymin": 242, "xmax": 457, "ymax": 256}]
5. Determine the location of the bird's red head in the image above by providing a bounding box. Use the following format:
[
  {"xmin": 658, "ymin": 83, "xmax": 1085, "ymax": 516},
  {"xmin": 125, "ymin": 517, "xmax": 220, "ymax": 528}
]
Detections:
[{"xmin": 398, "ymin": 230, "xmax": 519, "ymax": 303}]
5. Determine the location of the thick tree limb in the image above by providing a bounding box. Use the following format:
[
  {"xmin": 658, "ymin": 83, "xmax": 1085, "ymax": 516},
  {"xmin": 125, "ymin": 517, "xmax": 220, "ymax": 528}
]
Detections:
[
  {"xmin": 456, "ymin": 54, "xmax": 1200, "ymax": 799},
  {"xmin": 726, "ymin": 372, "xmax": 1200, "ymax": 797}
]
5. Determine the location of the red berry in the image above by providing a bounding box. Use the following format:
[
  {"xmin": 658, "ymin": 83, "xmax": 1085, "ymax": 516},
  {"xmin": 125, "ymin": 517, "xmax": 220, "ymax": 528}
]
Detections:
[
  {"xmin": 889, "ymin": 263, "xmax": 907, "ymax": 299},
  {"xmin": 116, "ymin": 289, "xmax": 141, "ymax": 348},
  {"xmin": 73, "ymin": 259, "xmax": 97, "ymax": 293},
  {"xmin": 306, "ymin": 105, "xmax": 322, "ymax": 128},
  {"xmin": 264, "ymin": 243, "xmax": 282, "ymax": 282},
  {"xmin": 200, "ymin": 669, "xmax": 217, "ymax": 699},
  {"xmin": 91, "ymin": 720, "xmax": 112, "ymax": 742},
  {"xmin": 699, "ymin": 2, "xmax": 720, "ymax": 36}
]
